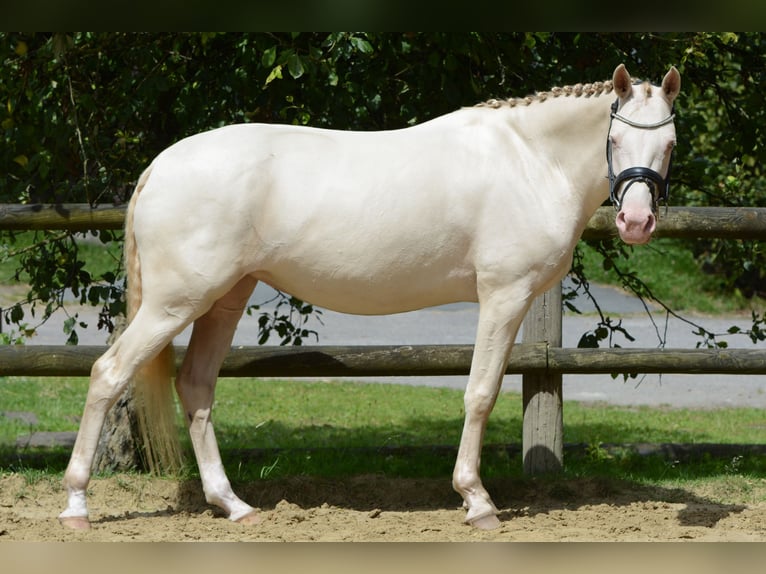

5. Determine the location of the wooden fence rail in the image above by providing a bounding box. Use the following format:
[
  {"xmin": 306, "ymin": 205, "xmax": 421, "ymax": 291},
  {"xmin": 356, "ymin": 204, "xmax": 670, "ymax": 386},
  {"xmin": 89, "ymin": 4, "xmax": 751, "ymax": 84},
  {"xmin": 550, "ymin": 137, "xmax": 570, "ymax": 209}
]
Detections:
[
  {"xmin": 3, "ymin": 343, "xmax": 766, "ymax": 378},
  {"xmin": 0, "ymin": 203, "xmax": 126, "ymax": 232},
  {"xmin": 4, "ymin": 203, "xmax": 766, "ymax": 239},
  {"xmin": 2, "ymin": 203, "xmax": 766, "ymax": 475}
]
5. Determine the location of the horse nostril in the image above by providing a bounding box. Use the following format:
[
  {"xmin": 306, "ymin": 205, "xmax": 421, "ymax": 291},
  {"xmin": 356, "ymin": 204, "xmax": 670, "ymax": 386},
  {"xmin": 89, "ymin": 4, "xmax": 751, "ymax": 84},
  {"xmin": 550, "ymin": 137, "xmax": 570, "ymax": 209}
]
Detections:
[{"xmin": 644, "ymin": 212, "xmax": 656, "ymax": 234}]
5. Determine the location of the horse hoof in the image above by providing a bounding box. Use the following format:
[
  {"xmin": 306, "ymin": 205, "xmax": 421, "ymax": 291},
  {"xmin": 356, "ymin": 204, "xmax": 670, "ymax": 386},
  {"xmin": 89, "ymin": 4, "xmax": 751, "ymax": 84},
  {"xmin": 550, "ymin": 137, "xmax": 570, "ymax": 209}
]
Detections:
[
  {"xmin": 234, "ymin": 510, "xmax": 261, "ymax": 525},
  {"xmin": 59, "ymin": 516, "xmax": 92, "ymax": 530},
  {"xmin": 468, "ymin": 513, "xmax": 501, "ymax": 530}
]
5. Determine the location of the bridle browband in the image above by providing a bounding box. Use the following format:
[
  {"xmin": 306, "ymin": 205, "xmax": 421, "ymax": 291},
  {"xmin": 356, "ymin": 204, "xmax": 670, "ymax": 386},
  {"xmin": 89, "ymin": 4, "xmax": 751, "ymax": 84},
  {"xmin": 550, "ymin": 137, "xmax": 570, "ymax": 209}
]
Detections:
[{"xmin": 607, "ymin": 98, "xmax": 676, "ymax": 213}]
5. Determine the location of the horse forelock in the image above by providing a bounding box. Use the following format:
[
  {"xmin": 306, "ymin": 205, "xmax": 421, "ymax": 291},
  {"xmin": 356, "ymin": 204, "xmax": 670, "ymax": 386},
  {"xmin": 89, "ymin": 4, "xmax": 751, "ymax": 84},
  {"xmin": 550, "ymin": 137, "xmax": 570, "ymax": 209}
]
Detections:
[
  {"xmin": 475, "ymin": 79, "xmax": 617, "ymax": 109},
  {"xmin": 642, "ymin": 81, "xmax": 653, "ymax": 98}
]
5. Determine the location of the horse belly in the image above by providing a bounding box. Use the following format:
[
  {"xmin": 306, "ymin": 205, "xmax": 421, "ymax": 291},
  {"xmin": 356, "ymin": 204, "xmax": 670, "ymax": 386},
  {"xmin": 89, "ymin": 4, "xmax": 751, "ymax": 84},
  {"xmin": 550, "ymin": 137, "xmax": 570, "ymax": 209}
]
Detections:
[
  {"xmin": 250, "ymin": 214, "xmax": 479, "ymax": 314},
  {"xmin": 255, "ymin": 261, "xmax": 478, "ymax": 315}
]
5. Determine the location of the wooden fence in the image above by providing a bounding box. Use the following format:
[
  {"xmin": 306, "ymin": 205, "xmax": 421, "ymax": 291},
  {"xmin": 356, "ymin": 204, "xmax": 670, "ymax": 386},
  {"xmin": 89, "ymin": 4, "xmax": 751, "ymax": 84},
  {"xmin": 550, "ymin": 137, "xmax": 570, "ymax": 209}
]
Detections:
[{"xmin": 2, "ymin": 203, "xmax": 766, "ymax": 474}]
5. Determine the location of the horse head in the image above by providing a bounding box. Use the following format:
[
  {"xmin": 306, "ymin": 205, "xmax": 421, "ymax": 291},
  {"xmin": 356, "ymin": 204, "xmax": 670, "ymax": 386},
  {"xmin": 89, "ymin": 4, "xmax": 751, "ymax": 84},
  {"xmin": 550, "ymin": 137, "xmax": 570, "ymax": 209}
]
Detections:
[{"xmin": 608, "ymin": 63, "xmax": 681, "ymax": 244}]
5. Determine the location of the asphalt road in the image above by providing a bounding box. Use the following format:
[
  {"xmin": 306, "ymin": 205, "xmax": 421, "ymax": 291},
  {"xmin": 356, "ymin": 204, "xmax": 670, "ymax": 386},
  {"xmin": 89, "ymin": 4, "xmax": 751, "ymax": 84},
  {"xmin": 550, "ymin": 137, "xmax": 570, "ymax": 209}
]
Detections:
[{"xmin": 23, "ymin": 280, "xmax": 766, "ymax": 409}]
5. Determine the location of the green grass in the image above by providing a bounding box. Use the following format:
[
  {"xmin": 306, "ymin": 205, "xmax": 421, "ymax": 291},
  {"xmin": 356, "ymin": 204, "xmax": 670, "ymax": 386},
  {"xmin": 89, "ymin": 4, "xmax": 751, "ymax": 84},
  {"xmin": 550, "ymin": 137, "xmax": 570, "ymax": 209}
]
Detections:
[
  {"xmin": 4, "ymin": 377, "xmax": 764, "ymax": 450},
  {"xmin": 578, "ymin": 238, "xmax": 753, "ymax": 314},
  {"xmin": 1, "ymin": 377, "xmax": 764, "ymax": 491},
  {"xmin": 0, "ymin": 376, "xmax": 86, "ymax": 439}
]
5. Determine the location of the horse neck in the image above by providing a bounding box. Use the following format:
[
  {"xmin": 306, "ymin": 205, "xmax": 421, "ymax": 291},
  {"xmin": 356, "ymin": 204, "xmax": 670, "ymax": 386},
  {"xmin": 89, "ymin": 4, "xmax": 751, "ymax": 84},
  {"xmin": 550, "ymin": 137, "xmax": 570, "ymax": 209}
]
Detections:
[{"xmin": 506, "ymin": 93, "xmax": 614, "ymax": 222}]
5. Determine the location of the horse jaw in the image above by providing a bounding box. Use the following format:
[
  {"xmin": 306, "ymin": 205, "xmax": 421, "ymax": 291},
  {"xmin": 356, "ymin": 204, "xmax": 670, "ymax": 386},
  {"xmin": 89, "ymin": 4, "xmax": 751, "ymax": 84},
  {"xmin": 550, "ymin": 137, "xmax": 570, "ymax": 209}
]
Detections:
[{"xmin": 615, "ymin": 191, "xmax": 656, "ymax": 244}]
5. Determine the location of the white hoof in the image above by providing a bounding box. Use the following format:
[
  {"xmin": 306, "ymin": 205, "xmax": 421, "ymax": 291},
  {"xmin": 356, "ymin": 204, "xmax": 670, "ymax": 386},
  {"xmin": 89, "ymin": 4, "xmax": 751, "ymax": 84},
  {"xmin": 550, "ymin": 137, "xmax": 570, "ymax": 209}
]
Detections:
[
  {"xmin": 234, "ymin": 509, "xmax": 261, "ymax": 525},
  {"xmin": 59, "ymin": 515, "xmax": 92, "ymax": 530},
  {"xmin": 467, "ymin": 512, "xmax": 501, "ymax": 530}
]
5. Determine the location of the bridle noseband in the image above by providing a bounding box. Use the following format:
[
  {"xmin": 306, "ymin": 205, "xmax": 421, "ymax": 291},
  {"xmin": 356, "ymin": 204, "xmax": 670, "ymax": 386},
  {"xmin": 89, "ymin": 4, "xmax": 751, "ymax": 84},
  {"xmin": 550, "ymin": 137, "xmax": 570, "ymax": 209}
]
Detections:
[{"xmin": 607, "ymin": 99, "xmax": 676, "ymax": 213}]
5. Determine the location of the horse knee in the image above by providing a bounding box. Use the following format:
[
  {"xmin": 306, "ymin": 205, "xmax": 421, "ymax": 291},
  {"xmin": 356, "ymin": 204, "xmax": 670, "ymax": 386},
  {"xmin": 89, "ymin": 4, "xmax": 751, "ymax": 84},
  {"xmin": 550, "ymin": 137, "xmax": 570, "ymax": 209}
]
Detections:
[
  {"xmin": 463, "ymin": 388, "xmax": 499, "ymax": 418},
  {"xmin": 86, "ymin": 354, "xmax": 130, "ymax": 408}
]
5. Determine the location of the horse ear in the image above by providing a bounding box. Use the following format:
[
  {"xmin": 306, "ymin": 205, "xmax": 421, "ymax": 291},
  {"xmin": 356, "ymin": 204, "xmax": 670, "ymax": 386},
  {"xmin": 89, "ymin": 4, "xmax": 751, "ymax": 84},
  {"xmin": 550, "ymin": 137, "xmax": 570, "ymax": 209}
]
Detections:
[
  {"xmin": 662, "ymin": 66, "xmax": 681, "ymax": 103},
  {"xmin": 612, "ymin": 64, "xmax": 632, "ymax": 99}
]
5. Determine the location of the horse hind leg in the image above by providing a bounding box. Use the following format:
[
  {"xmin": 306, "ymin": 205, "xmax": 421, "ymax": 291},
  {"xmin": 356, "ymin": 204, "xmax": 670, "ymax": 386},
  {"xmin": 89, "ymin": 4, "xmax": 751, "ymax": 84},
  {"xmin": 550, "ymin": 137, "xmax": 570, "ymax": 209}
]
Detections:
[
  {"xmin": 59, "ymin": 306, "xmax": 195, "ymax": 529},
  {"xmin": 174, "ymin": 276, "xmax": 260, "ymax": 524}
]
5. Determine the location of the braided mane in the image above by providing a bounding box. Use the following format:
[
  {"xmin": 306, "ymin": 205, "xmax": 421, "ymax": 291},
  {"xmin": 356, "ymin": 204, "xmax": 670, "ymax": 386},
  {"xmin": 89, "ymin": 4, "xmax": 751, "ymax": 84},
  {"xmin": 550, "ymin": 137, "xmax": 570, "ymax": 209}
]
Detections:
[{"xmin": 476, "ymin": 80, "xmax": 616, "ymax": 109}]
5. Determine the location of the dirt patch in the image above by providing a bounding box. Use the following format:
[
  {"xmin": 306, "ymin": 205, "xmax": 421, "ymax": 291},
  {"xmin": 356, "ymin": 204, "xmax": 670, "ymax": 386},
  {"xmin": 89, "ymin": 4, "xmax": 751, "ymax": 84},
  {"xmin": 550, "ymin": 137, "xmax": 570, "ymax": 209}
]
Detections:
[{"xmin": 2, "ymin": 473, "xmax": 765, "ymax": 541}]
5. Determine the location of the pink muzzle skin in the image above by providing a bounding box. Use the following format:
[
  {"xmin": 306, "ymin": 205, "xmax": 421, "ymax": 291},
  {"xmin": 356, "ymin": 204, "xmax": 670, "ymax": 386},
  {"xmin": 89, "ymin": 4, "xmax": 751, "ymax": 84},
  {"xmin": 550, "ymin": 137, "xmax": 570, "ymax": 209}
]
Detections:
[{"xmin": 615, "ymin": 204, "xmax": 656, "ymax": 245}]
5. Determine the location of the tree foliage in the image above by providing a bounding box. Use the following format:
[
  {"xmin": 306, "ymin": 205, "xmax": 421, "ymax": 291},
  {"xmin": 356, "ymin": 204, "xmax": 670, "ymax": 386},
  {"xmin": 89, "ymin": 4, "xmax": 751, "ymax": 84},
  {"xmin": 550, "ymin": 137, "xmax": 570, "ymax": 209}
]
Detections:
[{"xmin": 1, "ymin": 32, "xmax": 764, "ymax": 344}]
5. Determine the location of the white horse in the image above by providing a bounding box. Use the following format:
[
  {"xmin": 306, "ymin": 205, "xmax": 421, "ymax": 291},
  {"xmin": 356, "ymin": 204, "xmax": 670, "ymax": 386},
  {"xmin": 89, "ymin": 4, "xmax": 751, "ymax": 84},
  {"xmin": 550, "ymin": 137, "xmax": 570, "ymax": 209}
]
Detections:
[{"xmin": 59, "ymin": 64, "xmax": 680, "ymax": 531}]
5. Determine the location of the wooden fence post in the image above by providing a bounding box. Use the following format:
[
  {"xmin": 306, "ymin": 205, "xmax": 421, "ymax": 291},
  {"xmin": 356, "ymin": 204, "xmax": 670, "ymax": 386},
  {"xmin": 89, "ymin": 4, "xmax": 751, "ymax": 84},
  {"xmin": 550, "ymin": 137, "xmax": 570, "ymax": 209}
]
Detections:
[{"xmin": 521, "ymin": 283, "xmax": 563, "ymax": 475}]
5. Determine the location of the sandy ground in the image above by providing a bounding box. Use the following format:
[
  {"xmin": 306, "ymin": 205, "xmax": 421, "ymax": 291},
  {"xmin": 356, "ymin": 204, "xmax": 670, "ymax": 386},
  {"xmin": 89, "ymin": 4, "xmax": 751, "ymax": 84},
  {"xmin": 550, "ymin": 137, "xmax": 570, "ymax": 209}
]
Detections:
[{"xmin": 2, "ymin": 472, "xmax": 765, "ymax": 542}]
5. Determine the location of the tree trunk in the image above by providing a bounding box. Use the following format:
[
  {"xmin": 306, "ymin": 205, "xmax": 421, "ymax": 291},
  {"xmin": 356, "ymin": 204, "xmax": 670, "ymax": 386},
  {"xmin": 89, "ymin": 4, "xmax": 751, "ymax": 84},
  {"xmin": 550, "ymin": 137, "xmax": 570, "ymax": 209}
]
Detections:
[
  {"xmin": 93, "ymin": 385, "xmax": 144, "ymax": 472},
  {"xmin": 93, "ymin": 316, "xmax": 145, "ymax": 472}
]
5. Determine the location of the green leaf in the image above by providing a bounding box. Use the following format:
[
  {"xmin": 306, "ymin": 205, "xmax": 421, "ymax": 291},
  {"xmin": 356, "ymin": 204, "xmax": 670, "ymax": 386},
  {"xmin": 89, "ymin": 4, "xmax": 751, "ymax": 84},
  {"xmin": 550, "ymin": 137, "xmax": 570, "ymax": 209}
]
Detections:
[
  {"xmin": 577, "ymin": 333, "xmax": 599, "ymax": 348},
  {"xmin": 63, "ymin": 315, "xmax": 76, "ymax": 334},
  {"xmin": 261, "ymin": 45, "xmax": 277, "ymax": 67},
  {"xmin": 66, "ymin": 329, "xmax": 79, "ymax": 345},
  {"xmin": 9, "ymin": 304, "xmax": 24, "ymax": 324},
  {"xmin": 350, "ymin": 36, "xmax": 373, "ymax": 54},
  {"xmin": 287, "ymin": 53, "xmax": 304, "ymax": 79},
  {"xmin": 264, "ymin": 64, "xmax": 283, "ymax": 86}
]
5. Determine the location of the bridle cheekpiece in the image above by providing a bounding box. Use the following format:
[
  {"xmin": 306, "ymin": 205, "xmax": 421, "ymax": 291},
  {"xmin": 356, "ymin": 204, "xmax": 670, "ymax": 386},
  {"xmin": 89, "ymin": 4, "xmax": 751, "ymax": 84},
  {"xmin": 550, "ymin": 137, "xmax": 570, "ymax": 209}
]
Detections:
[{"xmin": 606, "ymin": 98, "xmax": 676, "ymax": 213}]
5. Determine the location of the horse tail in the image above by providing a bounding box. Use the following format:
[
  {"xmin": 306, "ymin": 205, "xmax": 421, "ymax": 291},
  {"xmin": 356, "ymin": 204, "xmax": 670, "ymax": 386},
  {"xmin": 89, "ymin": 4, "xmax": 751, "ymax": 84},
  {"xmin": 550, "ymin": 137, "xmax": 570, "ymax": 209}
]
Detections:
[{"xmin": 125, "ymin": 165, "xmax": 184, "ymax": 475}]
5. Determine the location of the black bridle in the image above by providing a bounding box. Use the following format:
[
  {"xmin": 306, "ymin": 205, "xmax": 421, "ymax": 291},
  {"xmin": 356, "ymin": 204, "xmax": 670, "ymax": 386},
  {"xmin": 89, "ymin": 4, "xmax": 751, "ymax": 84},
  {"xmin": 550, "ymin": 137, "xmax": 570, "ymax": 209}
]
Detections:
[{"xmin": 606, "ymin": 99, "xmax": 676, "ymax": 213}]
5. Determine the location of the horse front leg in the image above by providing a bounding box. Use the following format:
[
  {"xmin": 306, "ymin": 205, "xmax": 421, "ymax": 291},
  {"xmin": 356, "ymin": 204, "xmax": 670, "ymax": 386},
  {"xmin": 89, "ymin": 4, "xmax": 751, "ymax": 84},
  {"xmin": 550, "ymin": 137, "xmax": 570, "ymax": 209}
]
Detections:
[{"xmin": 453, "ymin": 287, "xmax": 530, "ymax": 530}]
